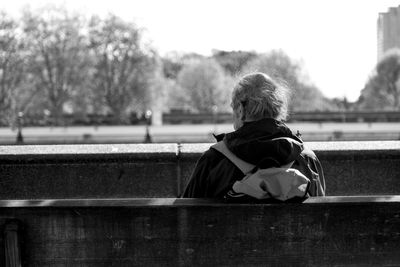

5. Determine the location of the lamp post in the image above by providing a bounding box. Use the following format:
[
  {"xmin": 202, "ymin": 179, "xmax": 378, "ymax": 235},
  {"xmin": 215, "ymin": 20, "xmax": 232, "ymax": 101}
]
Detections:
[
  {"xmin": 16, "ymin": 112, "xmax": 24, "ymax": 144},
  {"xmin": 43, "ymin": 109, "xmax": 51, "ymax": 126},
  {"xmin": 212, "ymin": 105, "xmax": 218, "ymax": 135},
  {"xmin": 144, "ymin": 109, "xmax": 152, "ymax": 143}
]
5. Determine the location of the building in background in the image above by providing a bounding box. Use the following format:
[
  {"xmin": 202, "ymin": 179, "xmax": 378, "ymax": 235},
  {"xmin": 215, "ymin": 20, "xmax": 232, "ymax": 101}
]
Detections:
[{"xmin": 377, "ymin": 5, "xmax": 400, "ymax": 60}]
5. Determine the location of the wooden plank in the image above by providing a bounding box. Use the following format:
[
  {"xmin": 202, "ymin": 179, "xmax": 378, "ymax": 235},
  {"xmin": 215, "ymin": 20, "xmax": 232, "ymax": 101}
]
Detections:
[
  {"xmin": 1, "ymin": 196, "xmax": 400, "ymax": 208},
  {"xmin": 1, "ymin": 199, "xmax": 400, "ymax": 266},
  {"xmin": 3, "ymin": 220, "xmax": 22, "ymax": 267}
]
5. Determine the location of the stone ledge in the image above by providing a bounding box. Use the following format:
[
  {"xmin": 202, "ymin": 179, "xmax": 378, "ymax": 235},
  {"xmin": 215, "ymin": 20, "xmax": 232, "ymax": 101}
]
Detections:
[
  {"xmin": 0, "ymin": 143, "xmax": 179, "ymax": 162},
  {"xmin": 0, "ymin": 141, "xmax": 399, "ymax": 198},
  {"xmin": 2, "ymin": 141, "xmax": 399, "ymax": 161}
]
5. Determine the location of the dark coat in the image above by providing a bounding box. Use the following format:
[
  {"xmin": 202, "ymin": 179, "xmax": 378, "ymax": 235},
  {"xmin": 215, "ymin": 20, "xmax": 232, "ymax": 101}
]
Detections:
[{"xmin": 182, "ymin": 118, "xmax": 326, "ymax": 198}]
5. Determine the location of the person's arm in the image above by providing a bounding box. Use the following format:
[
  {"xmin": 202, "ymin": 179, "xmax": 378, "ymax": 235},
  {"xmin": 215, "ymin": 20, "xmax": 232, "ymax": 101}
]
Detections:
[
  {"xmin": 297, "ymin": 145, "xmax": 326, "ymax": 196},
  {"xmin": 314, "ymin": 157, "xmax": 326, "ymax": 196},
  {"xmin": 182, "ymin": 148, "xmax": 242, "ymax": 198},
  {"xmin": 181, "ymin": 152, "xmax": 212, "ymax": 198}
]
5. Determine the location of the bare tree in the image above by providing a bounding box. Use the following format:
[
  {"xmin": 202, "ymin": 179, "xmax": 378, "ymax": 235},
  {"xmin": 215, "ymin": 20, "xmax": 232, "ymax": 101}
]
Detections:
[
  {"xmin": 0, "ymin": 12, "xmax": 26, "ymax": 126},
  {"xmin": 21, "ymin": 6, "xmax": 90, "ymax": 125},
  {"xmin": 88, "ymin": 14, "xmax": 156, "ymax": 124}
]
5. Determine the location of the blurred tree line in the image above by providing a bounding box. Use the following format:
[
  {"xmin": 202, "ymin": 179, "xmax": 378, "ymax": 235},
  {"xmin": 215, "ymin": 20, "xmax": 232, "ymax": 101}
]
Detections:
[
  {"xmin": 0, "ymin": 6, "xmax": 396, "ymax": 126},
  {"xmin": 358, "ymin": 49, "xmax": 400, "ymax": 111},
  {"xmin": 0, "ymin": 6, "xmax": 158, "ymax": 126}
]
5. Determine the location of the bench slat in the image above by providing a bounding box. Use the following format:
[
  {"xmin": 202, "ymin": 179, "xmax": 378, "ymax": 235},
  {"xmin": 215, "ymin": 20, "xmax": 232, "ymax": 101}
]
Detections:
[
  {"xmin": 1, "ymin": 198, "xmax": 400, "ymax": 266},
  {"xmin": 1, "ymin": 196, "xmax": 400, "ymax": 208}
]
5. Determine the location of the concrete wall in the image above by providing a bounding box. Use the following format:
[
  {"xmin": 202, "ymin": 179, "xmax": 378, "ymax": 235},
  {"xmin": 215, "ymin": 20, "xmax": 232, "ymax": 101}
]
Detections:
[{"xmin": 1, "ymin": 141, "xmax": 400, "ymax": 198}]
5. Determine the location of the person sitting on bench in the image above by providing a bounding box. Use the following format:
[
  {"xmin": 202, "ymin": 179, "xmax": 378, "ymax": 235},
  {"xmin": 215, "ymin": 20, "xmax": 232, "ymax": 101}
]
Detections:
[{"xmin": 182, "ymin": 72, "xmax": 326, "ymax": 200}]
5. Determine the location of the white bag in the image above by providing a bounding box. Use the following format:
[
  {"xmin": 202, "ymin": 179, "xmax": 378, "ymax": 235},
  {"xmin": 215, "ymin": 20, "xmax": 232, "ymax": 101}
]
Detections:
[{"xmin": 212, "ymin": 140, "xmax": 310, "ymax": 201}]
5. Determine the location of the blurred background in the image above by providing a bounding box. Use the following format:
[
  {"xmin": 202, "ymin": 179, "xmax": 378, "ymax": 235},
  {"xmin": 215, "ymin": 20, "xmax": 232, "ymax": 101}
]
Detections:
[{"xmin": 0, "ymin": 0, "xmax": 400, "ymax": 144}]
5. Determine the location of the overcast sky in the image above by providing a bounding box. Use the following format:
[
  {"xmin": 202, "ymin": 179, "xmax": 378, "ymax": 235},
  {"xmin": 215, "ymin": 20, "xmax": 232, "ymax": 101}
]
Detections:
[{"xmin": 2, "ymin": 0, "xmax": 400, "ymax": 101}]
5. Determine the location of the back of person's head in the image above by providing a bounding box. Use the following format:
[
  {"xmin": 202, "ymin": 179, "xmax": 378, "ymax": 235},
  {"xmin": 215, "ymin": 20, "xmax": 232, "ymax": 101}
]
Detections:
[{"xmin": 232, "ymin": 72, "xmax": 290, "ymax": 122}]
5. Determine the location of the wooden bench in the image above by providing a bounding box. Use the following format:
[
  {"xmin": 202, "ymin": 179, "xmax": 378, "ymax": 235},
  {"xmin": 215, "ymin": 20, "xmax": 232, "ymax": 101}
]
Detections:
[{"xmin": 1, "ymin": 196, "xmax": 400, "ymax": 266}]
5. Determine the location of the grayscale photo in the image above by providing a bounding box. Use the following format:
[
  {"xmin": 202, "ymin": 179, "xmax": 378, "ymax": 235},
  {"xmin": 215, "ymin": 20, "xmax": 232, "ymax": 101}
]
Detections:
[{"xmin": 0, "ymin": 0, "xmax": 400, "ymax": 266}]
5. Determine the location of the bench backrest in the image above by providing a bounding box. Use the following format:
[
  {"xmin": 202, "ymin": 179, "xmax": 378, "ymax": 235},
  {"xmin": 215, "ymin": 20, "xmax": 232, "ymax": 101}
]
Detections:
[{"xmin": 1, "ymin": 196, "xmax": 400, "ymax": 266}]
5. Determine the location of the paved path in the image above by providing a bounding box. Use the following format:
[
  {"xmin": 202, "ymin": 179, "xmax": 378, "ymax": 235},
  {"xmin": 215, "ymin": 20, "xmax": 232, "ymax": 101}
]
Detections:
[{"xmin": 1, "ymin": 122, "xmax": 399, "ymax": 144}]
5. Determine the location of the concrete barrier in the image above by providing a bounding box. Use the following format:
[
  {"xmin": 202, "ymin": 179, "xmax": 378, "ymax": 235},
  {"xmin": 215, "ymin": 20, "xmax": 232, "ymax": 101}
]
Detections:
[
  {"xmin": 0, "ymin": 144, "xmax": 179, "ymax": 198},
  {"xmin": 1, "ymin": 197, "xmax": 400, "ymax": 266},
  {"xmin": 1, "ymin": 141, "xmax": 400, "ymax": 198}
]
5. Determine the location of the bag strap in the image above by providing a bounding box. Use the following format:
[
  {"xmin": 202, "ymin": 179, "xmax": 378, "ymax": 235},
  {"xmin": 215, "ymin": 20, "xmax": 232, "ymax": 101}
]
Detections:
[
  {"xmin": 212, "ymin": 139, "xmax": 295, "ymax": 175},
  {"xmin": 211, "ymin": 141, "xmax": 255, "ymax": 175}
]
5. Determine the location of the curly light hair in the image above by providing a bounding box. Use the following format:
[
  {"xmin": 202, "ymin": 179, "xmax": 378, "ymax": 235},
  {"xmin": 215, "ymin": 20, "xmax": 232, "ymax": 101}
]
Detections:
[{"xmin": 231, "ymin": 72, "xmax": 290, "ymax": 121}]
